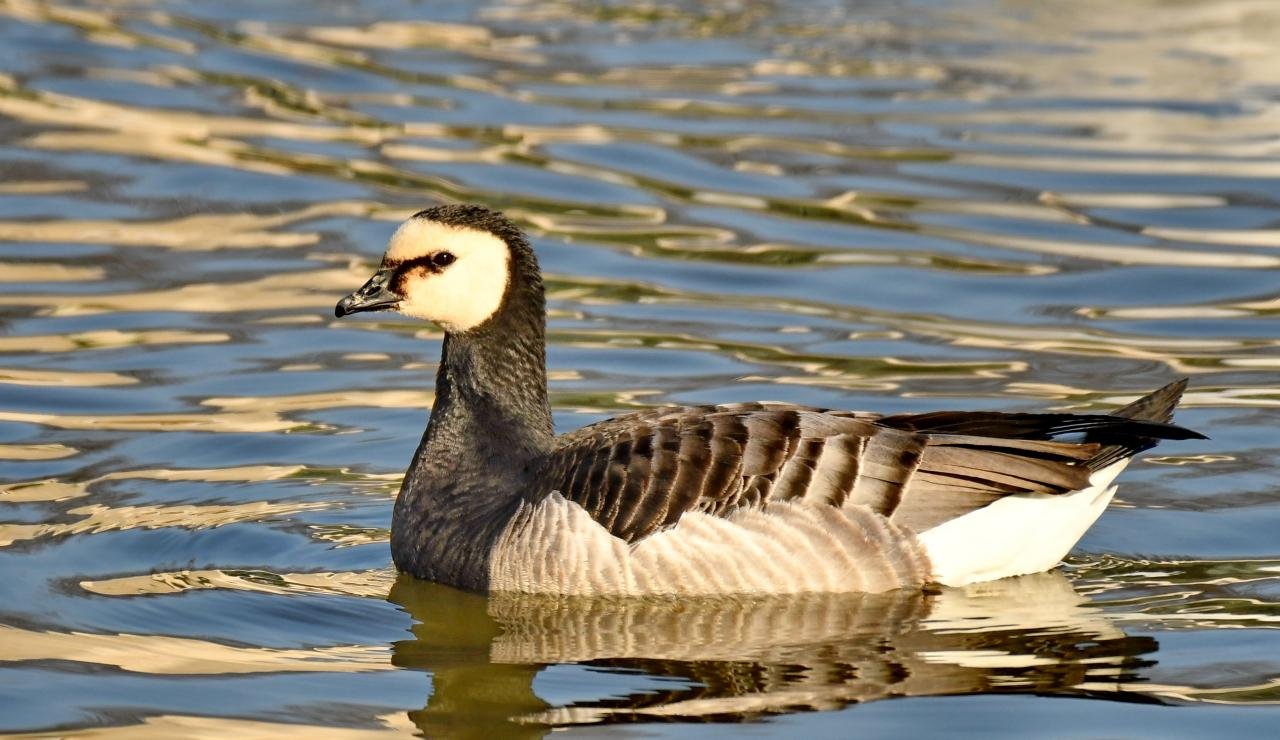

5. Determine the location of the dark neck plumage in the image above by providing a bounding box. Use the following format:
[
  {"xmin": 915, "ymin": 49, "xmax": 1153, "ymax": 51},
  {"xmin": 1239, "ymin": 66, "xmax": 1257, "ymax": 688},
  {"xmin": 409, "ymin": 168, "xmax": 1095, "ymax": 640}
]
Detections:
[
  {"xmin": 426, "ymin": 297, "xmax": 554, "ymax": 468},
  {"xmin": 389, "ymin": 233, "xmax": 550, "ymax": 560},
  {"xmin": 392, "ymin": 236, "xmax": 552, "ymax": 590},
  {"xmin": 419, "ymin": 238, "xmax": 553, "ymax": 476}
]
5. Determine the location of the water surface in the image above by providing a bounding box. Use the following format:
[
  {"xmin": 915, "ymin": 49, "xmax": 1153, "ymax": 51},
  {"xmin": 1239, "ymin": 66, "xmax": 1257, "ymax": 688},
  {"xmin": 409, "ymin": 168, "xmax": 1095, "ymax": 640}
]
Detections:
[{"xmin": 1, "ymin": 0, "xmax": 1279, "ymax": 736}]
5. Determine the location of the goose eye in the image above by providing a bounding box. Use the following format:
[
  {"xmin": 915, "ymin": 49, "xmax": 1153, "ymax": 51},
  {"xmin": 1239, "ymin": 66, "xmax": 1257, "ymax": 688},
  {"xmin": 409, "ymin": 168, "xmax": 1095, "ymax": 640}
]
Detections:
[{"xmin": 433, "ymin": 251, "xmax": 456, "ymax": 268}]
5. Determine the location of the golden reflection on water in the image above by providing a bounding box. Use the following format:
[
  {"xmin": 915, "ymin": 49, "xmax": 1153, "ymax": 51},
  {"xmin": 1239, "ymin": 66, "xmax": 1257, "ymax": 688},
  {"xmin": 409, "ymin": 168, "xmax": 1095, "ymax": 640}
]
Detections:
[
  {"xmin": 0, "ymin": 387, "xmax": 433, "ymax": 433},
  {"xmin": 0, "ymin": 329, "xmax": 230, "ymax": 353},
  {"xmin": 0, "ymin": 179, "xmax": 88, "ymax": 195},
  {"xmin": 2, "ymin": 464, "xmax": 313, "ymax": 503},
  {"xmin": 0, "ymin": 624, "xmax": 391, "ymax": 675},
  {"xmin": 0, "ymin": 200, "xmax": 377, "ymax": 250},
  {"xmin": 0, "ymin": 367, "xmax": 135, "ymax": 386},
  {"xmin": 0, "ymin": 265, "xmax": 364, "ymax": 316},
  {"xmin": 0, "ymin": 261, "xmax": 104, "ymax": 282},
  {"xmin": 81, "ymin": 566, "xmax": 397, "ymax": 598},
  {"xmin": 1141, "ymin": 227, "xmax": 1280, "ymax": 248},
  {"xmin": 0, "ymin": 499, "xmax": 332, "ymax": 547},
  {"xmin": 0, "ymin": 442, "xmax": 77, "ymax": 460},
  {"xmin": 948, "ymin": 232, "xmax": 1280, "ymax": 269},
  {"xmin": 6, "ymin": 714, "xmax": 418, "ymax": 740},
  {"xmin": 305, "ymin": 20, "xmax": 540, "ymax": 65}
]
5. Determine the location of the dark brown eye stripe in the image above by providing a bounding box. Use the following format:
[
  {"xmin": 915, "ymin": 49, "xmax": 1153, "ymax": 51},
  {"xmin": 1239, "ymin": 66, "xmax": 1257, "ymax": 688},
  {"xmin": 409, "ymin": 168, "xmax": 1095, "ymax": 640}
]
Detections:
[
  {"xmin": 386, "ymin": 255, "xmax": 439, "ymax": 274},
  {"xmin": 384, "ymin": 253, "xmax": 455, "ymax": 294}
]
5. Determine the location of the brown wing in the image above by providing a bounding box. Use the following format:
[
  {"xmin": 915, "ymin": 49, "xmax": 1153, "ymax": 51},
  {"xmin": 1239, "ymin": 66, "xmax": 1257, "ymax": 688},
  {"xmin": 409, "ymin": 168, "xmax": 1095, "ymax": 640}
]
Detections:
[
  {"xmin": 531, "ymin": 381, "xmax": 1201, "ymax": 543},
  {"xmin": 529, "ymin": 403, "xmax": 855, "ymax": 542}
]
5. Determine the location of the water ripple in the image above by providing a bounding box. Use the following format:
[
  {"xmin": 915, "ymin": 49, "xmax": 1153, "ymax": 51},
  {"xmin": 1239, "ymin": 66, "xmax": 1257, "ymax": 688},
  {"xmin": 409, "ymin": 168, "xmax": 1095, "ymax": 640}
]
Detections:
[{"xmin": 1, "ymin": 0, "xmax": 1278, "ymax": 735}]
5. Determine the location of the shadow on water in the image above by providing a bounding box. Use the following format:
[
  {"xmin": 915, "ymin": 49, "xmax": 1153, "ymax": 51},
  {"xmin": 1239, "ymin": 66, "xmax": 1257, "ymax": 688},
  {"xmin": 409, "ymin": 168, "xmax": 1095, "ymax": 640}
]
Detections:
[{"xmin": 389, "ymin": 571, "xmax": 1161, "ymax": 736}]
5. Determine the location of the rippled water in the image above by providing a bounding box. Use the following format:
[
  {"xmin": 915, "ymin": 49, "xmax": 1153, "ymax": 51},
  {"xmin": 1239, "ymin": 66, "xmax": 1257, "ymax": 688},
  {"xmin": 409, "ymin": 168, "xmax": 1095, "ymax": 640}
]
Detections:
[{"xmin": 1, "ymin": 0, "xmax": 1279, "ymax": 736}]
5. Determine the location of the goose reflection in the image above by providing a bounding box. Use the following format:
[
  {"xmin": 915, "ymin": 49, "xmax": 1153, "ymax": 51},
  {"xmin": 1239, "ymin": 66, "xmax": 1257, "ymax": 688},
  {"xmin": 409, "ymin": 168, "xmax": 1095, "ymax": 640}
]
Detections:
[{"xmin": 388, "ymin": 571, "xmax": 1159, "ymax": 736}]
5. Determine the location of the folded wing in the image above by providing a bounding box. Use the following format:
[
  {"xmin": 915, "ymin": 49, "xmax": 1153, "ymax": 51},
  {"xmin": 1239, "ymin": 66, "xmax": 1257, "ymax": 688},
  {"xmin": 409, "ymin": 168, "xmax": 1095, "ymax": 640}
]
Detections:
[{"xmin": 530, "ymin": 381, "xmax": 1201, "ymax": 543}]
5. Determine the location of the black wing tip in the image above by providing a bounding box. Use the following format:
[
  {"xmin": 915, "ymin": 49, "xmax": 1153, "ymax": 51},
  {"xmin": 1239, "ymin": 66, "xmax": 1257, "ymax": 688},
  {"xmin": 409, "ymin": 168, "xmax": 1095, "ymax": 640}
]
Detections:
[
  {"xmin": 1116, "ymin": 378, "xmax": 1189, "ymax": 423},
  {"xmin": 1134, "ymin": 420, "xmax": 1208, "ymax": 441},
  {"xmin": 1116, "ymin": 376, "xmax": 1203, "ymax": 435},
  {"xmin": 1083, "ymin": 379, "xmax": 1204, "ymax": 470},
  {"xmin": 877, "ymin": 379, "xmax": 1205, "ymax": 441},
  {"xmin": 1114, "ymin": 378, "xmax": 1206, "ymax": 439}
]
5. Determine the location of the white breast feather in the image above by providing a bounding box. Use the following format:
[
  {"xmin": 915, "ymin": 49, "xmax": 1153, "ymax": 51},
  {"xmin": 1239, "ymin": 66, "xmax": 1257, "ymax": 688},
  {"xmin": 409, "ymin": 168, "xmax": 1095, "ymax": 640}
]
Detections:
[{"xmin": 489, "ymin": 493, "xmax": 927, "ymax": 596}]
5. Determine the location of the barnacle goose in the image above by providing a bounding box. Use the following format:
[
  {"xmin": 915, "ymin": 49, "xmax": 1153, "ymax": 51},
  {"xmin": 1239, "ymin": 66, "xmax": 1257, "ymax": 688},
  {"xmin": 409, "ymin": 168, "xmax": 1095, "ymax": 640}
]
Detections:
[{"xmin": 335, "ymin": 204, "xmax": 1203, "ymax": 595}]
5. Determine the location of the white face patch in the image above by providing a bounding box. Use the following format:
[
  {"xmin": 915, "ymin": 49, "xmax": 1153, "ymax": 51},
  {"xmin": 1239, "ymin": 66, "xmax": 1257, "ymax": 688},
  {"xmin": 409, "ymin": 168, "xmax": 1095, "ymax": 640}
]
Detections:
[{"xmin": 384, "ymin": 218, "xmax": 511, "ymax": 332}]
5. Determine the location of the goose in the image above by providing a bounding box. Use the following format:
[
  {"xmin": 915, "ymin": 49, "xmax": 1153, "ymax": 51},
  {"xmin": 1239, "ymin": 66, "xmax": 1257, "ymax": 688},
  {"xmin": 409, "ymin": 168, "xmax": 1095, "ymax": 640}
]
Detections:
[{"xmin": 335, "ymin": 204, "xmax": 1204, "ymax": 596}]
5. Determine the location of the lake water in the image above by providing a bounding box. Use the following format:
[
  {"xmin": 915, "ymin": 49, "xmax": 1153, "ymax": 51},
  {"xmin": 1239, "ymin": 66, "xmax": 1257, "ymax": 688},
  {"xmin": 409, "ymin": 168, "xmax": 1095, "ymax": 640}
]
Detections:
[{"xmin": 1, "ymin": 0, "xmax": 1279, "ymax": 736}]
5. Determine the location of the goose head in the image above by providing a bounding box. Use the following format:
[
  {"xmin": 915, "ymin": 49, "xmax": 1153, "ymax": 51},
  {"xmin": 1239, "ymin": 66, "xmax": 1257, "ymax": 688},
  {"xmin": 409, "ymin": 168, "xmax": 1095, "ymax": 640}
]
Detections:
[{"xmin": 335, "ymin": 204, "xmax": 532, "ymax": 333}]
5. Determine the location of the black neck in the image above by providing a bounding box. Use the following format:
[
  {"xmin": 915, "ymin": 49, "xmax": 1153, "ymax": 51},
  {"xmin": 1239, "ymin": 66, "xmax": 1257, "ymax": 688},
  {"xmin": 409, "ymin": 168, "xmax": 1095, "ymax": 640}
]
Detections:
[
  {"xmin": 426, "ymin": 298, "xmax": 555, "ymax": 467},
  {"xmin": 392, "ymin": 240, "xmax": 553, "ymax": 590}
]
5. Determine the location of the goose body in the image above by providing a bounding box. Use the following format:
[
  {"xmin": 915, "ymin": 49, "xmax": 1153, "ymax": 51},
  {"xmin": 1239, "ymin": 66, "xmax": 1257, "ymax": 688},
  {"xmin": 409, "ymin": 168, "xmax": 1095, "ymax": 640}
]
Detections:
[{"xmin": 336, "ymin": 204, "xmax": 1203, "ymax": 595}]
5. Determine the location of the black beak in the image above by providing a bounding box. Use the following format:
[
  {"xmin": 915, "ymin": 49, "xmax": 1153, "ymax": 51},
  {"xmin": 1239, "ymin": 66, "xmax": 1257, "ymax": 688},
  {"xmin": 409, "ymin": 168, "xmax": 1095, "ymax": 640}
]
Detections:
[{"xmin": 335, "ymin": 267, "xmax": 401, "ymax": 318}]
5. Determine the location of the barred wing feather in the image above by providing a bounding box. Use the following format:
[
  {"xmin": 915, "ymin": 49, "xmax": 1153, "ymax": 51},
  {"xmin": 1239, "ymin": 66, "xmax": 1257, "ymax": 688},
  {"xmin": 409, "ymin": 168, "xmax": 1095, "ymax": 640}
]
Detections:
[{"xmin": 530, "ymin": 381, "xmax": 1202, "ymax": 544}]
